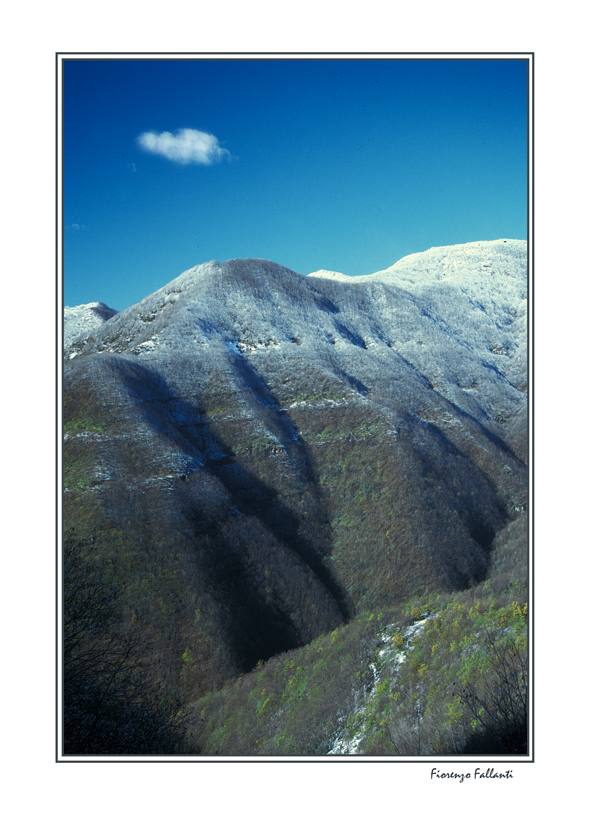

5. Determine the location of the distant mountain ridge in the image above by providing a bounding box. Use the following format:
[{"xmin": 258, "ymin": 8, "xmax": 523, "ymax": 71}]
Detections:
[
  {"xmin": 63, "ymin": 239, "xmax": 528, "ymax": 713},
  {"xmin": 64, "ymin": 301, "xmax": 118, "ymax": 348}
]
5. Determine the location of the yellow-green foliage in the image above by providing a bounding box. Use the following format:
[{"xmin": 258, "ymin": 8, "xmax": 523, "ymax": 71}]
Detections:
[
  {"xmin": 360, "ymin": 593, "xmax": 527, "ymax": 756},
  {"xmin": 185, "ymin": 588, "xmax": 527, "ymax": 757},
  {"xmin": 65, "ymin": 416, "xmax": 105, "ymax": 433},
  {"xmin": 187, "ymin": 610, "xmax": 383, "ymax": 755}
]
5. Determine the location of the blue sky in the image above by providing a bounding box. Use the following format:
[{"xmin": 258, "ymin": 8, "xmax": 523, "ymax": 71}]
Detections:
[{"xmin": 63, "ymin": 57, "xmax": 528, "ymax": 311}]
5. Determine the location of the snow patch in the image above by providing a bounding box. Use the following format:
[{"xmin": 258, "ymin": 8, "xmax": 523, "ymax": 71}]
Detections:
[
  {"xmin": 327, "ymin": 615, "xmax": 432, "ymax": 755},
  {"xmin": 132, "ymin": 338, "xmax": 160, "ymax": 355}
]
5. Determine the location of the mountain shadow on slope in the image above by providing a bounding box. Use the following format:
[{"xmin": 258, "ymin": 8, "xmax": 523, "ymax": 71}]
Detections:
[
  {"xmin": 106, "ymin": 355, "xmax": 350, "ymax": 673},
  {"xmin": 388, "ymin": 413, "xmax": 509, "ymax": 593}
]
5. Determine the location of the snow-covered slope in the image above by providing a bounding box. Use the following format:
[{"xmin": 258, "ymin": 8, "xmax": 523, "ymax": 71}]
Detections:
[
  {"xmin": 372, "ymin": 239, "xmax": 527, "ymax": 391},
  {"xmin": 70, "ymin": 241, "xmax": 526, "ymax": 438},
  {"xmin": 64, "ymin": 302, "xmax": 118, "ymax": 352},
  {"xmin": 68, "ymin": 243, "xmax": 526, "ymax": 370},
  {"xmin": 311, "ymin": 239, "xmax": 527, "ymax": 386}
]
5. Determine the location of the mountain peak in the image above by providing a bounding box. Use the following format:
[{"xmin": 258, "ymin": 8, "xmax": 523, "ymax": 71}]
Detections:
[{"xmin": 64, "ymin": 301, "xmax": 118, "ymax": 350}]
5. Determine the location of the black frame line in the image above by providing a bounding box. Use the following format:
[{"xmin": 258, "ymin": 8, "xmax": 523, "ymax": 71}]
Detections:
[{"xmin": 56, "ymin": 50, "xmax": 534, "ymax": 765}]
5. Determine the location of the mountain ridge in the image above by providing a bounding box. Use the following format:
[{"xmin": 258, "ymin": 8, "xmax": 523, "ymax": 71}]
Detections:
[
  {"xmin": 66, "ymin": 239, "xmax": 526, "ymax": 348},
  {"xmin": 66, "ymin": 240, "xmax": 526, "ymax": 456},
  {"xmin": 63, "ymin": 239, "xmax": 529, "ymax": 746}
]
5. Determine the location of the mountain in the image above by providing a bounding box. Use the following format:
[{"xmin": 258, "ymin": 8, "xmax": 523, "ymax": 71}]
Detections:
[
  {"xmin": 64, "ymin": 301, "xmax": 118, "ymax": 349},
  {"xmin": 62, "ymin": 239, "xmax": 529, "ymax": 755}
]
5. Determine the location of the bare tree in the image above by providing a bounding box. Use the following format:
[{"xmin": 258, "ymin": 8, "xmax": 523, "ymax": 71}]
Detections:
[
  {"xmin": 454, "ymin": 630, "xmax": 528, "ymax": 755},
  {"xmin": 63, "ymin": 548, "xmax": 188, "ymax": 755}
]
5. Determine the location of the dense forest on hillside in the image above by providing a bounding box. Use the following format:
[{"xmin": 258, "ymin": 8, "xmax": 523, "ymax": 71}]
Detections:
[
  {"xmin": 62, "ymin": 242, "xmax": 529, "ymax": 757},
  {"xmin": 63, "ymin": 501, "xmax": 527, "ymax": 756}
]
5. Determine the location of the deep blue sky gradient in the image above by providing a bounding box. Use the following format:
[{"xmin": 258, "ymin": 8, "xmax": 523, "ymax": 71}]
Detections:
[{"xmin": 63, "ymin": 57, "xmax": 528, "ymax": 310}]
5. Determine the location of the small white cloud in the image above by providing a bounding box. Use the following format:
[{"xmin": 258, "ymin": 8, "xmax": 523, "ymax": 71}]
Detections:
[{"xmin": 137, "ymin": 128, "xmax": 233, "ymax": 166}]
